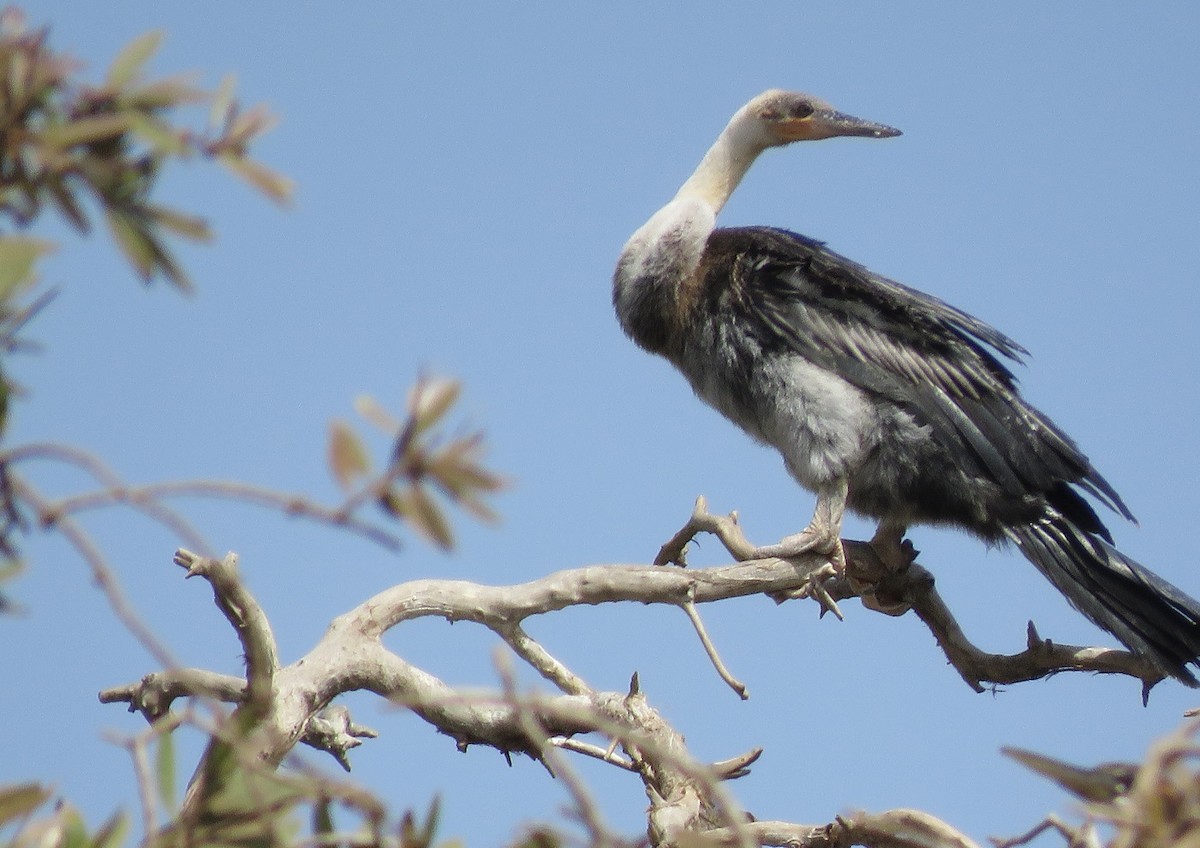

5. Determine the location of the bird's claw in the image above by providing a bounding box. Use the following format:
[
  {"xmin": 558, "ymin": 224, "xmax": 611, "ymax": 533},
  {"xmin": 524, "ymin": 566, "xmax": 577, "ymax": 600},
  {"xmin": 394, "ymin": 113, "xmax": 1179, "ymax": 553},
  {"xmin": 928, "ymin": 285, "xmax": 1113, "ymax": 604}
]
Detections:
[
  {"xmin": 769, "ymin": 562, "xmax": 844, "ymax": 620},
  {"xmin": 847, "ymin": 525, "xmax": 918, "ymax": 615},
  {"xmin": 752, "ymin": 529, "xmax": 846, "ymax": 572}
]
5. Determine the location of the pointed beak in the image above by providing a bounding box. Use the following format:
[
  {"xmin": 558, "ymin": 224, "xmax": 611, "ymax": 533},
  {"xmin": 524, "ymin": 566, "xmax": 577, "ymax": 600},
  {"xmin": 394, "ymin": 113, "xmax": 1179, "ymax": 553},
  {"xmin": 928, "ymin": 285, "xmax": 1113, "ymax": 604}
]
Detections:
[
  {"xmin": 779, "ymin": 109, "xmax": 902, "ymax": 142},
  {"xmin": 816, "ymin": 109, "xmax": 902, "ymax": 139}
]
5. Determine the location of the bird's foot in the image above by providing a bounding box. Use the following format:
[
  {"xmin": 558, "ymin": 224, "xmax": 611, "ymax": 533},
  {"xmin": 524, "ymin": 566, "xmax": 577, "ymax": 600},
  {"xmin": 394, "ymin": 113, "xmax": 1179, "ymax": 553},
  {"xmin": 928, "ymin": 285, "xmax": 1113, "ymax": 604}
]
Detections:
[
  {"xmin": 847, "ymin": 523, "xmax": 918, "ymax": 615},
  {"xmin": 868, "ymin": 522, "xmax": 918, "ymax": 571},
  {"xmin": 752, "ymin": 527, "xmax": 847, "ymax": 572},
  {"xmin": 758, "ymin": 485, "xmax": 849, "ymax": 617},
  {"xmin": 759, "ymin": 527, "xmax": 847, "ymax": 619},
  {"xmin": 769, "ymin": 561, "xmax": 844, "ymax": 620}
]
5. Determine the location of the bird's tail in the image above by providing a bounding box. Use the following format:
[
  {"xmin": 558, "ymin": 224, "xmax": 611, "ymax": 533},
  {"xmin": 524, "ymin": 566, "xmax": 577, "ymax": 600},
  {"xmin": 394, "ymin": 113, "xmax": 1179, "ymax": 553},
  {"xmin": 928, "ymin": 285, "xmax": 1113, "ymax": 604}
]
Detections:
[{"xmin": 1006, "ymin": 514, "xmax": 1200, "ymax": 686}]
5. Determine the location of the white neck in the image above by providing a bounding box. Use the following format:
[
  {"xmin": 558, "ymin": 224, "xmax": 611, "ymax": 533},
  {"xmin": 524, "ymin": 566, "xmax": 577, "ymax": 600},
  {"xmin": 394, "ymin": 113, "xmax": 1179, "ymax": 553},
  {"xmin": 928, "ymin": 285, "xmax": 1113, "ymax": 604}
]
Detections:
[
  {"xmin": 673, "ymin": 109, "xmax": 770, "ymax": 215},
  {"xmin": 613, "ymin": 105, "xmax": 775, "ymax": 348}
]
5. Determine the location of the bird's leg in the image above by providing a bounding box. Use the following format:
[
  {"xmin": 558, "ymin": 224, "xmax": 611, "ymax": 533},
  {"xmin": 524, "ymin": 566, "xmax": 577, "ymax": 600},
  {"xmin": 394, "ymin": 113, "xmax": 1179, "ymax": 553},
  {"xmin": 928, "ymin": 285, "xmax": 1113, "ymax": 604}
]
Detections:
[
  {"xmin": 752, "ymin": 478, "xmax": 848, "ymax": 570},
  {"xmin": 757, "ymin": 480, "xmax": 849, "ymax": 618},
  {"xmin": 868, "ymin": 520, "xmax": 915, "ymax": 572},
  {"xmin": 850, "ymin": 520, "xmax": 918, "ymax": 615}
]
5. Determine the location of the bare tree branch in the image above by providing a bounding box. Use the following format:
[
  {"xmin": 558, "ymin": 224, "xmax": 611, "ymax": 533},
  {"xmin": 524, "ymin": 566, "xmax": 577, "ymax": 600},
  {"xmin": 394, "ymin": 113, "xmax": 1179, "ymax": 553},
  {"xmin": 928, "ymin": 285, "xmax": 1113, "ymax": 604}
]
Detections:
[
  {"xmin": 99, "ymin": 669, "xmax": 247, "ymax": 721},
  {"xmin": 990, "ymin": 815, "xmax": 1101, "ymax": 848},
  {"xmin": 103, "ymin": 517, "xmax": 1162, "ymax": 770},
  {"xmin": 3, "ymin": 442, "xmax": 403, "ymax": 552},
  {"xmin": 681, "ymin": 591, "xmax": 749, "ymax": 699},
  {"xmin": 302, "ymin": 706, "xmax": 378, "ymax": 772},
  {"xmin": 11, "ymin": 475, "xmax": 183, "ymax": 671},
  {"xmin": 670, "ymin": 498, "xmax": 1167, "ymax": 693},
  {"xmin": 836, "ymin": 810, "xmax": 982, "ymax": 848},
  {"xmin": 96, "ymin": 483, "xmax": 1177, "ymax": 846},
  {"xmin": 494, "ymin": 650, "xmax": 631, "ymax": 848},
  {"xmin": 173, "ymin": 549, "xmax": 278, "ymax": 710}
]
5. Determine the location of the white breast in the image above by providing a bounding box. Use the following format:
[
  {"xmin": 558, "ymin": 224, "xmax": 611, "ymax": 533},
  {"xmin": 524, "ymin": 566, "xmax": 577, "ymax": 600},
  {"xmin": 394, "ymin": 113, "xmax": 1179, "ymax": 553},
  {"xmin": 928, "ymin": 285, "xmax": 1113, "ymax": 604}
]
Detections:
[{"xmin": 694, "ymin": 353, "xmax": 878, "ymax": 491}]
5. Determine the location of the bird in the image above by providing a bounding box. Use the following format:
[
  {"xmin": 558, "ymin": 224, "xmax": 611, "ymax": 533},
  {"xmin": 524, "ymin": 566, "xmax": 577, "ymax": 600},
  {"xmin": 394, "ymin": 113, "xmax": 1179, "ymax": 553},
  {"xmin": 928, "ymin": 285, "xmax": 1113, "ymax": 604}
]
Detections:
[{"xmin": 612, "ymin": 89, "xmax": 1200, "ymax": 685}]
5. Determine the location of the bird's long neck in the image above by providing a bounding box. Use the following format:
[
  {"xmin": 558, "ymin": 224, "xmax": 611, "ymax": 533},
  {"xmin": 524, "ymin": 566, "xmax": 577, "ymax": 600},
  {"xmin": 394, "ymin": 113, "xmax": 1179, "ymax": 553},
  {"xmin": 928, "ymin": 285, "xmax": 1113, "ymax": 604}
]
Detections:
[
  {"xmin": 613, "ymin": 110, "xmax": 768, "ymax": 355},
  {"xmin": 627, "ymin": 109, "xmax": 769, "ymax": 270},
  {"xmin": 674, "ymin": 111, "xmax": 766, "ymax": 214}
]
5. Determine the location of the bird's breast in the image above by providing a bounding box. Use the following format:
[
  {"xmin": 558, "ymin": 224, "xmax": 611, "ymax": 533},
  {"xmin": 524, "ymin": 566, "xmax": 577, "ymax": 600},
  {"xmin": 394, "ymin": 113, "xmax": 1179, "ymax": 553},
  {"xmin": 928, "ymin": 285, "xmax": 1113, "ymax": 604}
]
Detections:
[{"xmin": 683, "ymin": 341, "xmax": 879, "ymax": 491}]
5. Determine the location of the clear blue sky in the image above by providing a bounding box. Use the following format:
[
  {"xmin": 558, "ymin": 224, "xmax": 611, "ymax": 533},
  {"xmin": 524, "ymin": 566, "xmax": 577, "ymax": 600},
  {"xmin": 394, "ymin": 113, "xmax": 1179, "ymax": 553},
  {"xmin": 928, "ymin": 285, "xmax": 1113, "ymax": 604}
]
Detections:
[{"xmin": 5, "ymin": 2, "xmax": 1200, "ymax": 843}]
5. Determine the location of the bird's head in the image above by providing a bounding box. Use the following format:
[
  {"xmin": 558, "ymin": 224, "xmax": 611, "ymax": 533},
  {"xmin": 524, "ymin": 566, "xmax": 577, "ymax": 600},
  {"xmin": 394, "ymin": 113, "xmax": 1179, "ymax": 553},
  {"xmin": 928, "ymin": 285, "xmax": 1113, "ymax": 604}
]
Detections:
[{"xmin": 741, "ymin": 89, "xmax": 901, "ymax": 147}]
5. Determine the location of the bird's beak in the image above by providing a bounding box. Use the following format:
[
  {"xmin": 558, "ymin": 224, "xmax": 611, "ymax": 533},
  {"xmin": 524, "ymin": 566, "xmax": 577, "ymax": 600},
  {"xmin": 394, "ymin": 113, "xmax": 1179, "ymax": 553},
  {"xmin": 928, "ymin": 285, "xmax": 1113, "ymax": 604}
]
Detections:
[{"xmin": 780, "ymin": 109, "xmax": 902, "ymax": 142}]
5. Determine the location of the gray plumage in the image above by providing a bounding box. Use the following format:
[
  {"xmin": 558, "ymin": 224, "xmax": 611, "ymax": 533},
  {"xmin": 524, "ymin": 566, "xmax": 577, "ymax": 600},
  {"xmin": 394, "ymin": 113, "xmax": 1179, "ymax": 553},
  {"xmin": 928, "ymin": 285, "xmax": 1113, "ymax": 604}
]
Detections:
[{"xmin": 613, "ymin": 90, "xmax": 1200, "ymax": 685}]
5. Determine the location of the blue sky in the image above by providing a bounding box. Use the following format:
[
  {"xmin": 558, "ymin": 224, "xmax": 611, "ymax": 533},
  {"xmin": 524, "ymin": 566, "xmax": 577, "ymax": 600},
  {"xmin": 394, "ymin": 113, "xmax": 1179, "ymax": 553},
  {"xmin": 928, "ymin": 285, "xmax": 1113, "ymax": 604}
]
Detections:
[{"xmin": 4, "ymin": 2, "xmax": 1200, "ymax": 843}]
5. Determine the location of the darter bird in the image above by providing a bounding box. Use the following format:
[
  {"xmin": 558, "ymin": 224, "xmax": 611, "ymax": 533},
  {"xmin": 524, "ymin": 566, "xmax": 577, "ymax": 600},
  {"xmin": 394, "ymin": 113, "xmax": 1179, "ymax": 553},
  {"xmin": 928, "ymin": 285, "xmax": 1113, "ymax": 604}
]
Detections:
[{"xmin": 612, "ymin": 89, "xmax": 1200, "ymax": 685}]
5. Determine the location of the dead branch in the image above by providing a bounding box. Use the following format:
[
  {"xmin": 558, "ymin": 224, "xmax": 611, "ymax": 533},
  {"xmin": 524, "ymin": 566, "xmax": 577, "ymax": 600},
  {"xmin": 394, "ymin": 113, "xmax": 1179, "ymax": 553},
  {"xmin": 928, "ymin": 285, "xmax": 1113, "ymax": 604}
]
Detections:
[
  {"xmin": 702, "ymin": 808, "xmax": 983, "ymax": 848},
  {"xmin": 668, "ymin": 497, "xmax": 1166, "ymax": 693},
  {"xmin": 173, "ymin": 550, "xmax": 278, "ymax": 711},
  {"xmin": 302, "ymin": 706, "xmax": 379, "ymax": 772},
  {"xmin": 836, "ymin": 810, "xmax": 982, "ymax": 848},
  {"xmin": 12, "ymin": 475, "xmax": 184, "ymax": 672},
  {"xmin": 102, "ymin": 520, "xmax": 1162, "ymax": 768},
  {"xmin": 99, "ymin": 669, "xmax": 247, "ymax": 721},
  {"xmin": 97, "ymin": 489, "xmax": 1175, "ymax": 846},
  {"xmin": 990, "ymin": 815, "xmax": 1100, "ymax": 848},
  {"xmin": 2, "ymin": 442, "xmax": 403, "ymax": 552}
]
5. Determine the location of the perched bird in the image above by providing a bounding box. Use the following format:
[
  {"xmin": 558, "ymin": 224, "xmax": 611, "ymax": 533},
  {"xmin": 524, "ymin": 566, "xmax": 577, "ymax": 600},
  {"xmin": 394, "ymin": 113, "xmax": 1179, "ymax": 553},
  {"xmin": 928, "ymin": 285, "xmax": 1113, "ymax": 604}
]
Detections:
[{"xmin": 612, "ymin": 89, "xmax": 1200, "ymax": 684}]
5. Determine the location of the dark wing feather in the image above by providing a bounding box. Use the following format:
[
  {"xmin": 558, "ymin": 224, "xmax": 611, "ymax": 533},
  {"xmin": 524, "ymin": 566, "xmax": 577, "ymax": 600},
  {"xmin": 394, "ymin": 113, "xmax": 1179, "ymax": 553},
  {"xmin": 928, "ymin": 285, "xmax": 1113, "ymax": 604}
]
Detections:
[{"xmin": 705, "ymin": 226, "xmax": 1132, "ymax": 525}]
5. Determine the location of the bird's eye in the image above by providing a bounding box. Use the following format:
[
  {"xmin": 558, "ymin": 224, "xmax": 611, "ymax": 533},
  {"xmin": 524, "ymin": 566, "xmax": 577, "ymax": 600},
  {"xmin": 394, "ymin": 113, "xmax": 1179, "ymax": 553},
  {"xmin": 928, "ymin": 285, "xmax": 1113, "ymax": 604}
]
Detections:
[
  {"xmin": 789, "ymin": 101, "xmax": 815, "ymax": 119},
  {"xmin": 761, "ymin": 100, "xmax": 814, "ymax": 122}
]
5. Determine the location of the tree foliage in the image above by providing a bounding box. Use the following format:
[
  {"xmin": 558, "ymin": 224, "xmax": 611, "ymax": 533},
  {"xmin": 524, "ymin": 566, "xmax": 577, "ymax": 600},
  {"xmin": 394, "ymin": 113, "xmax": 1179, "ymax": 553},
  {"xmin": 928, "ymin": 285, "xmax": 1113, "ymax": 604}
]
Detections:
[{"xmin": 0, "ymin": 5, "xmax": 288, "ymax": 576}]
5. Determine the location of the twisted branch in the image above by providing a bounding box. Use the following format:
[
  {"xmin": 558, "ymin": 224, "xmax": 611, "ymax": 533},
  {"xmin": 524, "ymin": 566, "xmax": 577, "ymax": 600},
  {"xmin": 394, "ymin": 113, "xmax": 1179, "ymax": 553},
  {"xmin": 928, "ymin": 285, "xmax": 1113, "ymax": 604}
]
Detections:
[{"xmin": 98, "ymin": 493, "xmax": 1170, "ymax": 846}]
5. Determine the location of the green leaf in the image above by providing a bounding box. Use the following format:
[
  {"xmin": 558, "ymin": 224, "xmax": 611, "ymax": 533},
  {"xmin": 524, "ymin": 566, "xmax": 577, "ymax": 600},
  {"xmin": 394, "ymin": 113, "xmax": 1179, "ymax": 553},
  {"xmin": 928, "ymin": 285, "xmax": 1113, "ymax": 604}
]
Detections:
[
  {"xmin": 0, "ymin": 237, "xmax": 54, "ymax": 302},
  {"xmin": 456, "ymin": 493, "xmax": 499, "ymax": 524},
  {"xmin": 196, "ymin": 736, "xmax": 239, "ymax": 809},
  {"xmin": 379, "ymin": 490, "xmax": 405, "ymax": 519},
  {"xmin": 219, "ymin": 154, "xmax": 293, "ymax": 205},
  {"xmin": 404, "ymin": 485, "xmax": 454, "ymax": 550},
  {"xmin": 48, "ymin": 179, "xmax": 90, "ymax": 234},
  {"xmin": 156, "ymin": 728, "xmax": 177, "ymax": 814},
  {"xmin": 410, "ymin": 378, "xmax": 460, "ymax": 435},
  {"xmin": 60, "ymin": 804, "xmax": 89, "ymax": 848},
  {"xmin": 328, "ymin": 421, "xmax": 372, "ymax": 492},
  {"xmin": 129, "ymin": 113, "xmax": 187, "ymax": 156},
  {"xmin": 40, "ymin": 113, "xmax": 134, "ymax": 148},
  {"xmin": 106, "ymin": 31, "xmax": 163, "ymax": 89},
  {"xmin": 211, "ymin": 73, "xmax": 237, "ymax": 130},
  {"xmin": 91, "ymin": 810, "xmax": 129, "ymax": 848},
  {"xmin": 104, "ymin": 209, "xmax": 155, "ymax": 282},
  {"xmin": 354, "ymin": 395, "xmax": 399, "ymax": 433},
  {"xmin": 123, "ymin": 76, "xmax": 206, "ymax": 111},
  {"xmin": 225, "ymin": 105, "xmax": 275, "ymax": 146},
  {"xmin": 0, "ymin": 782, "xmax": 51, "ymax": 825},
  {"xmin": 418, "ymin": 797, "xmax": 441, "ymax": 847},
  {"xmin": 399, "ymin": 798, "xmax": 442, "ymax": 848},
  {"xmin": 146, "ymin": 239, "xmax": 194, "ymax": 293},
  {"xmin": 0, "ymin": 559, "xmax": 24, "ymax": 583},
  {"xmin": 311, "ymin": 799, "xmax": 334, "ymax": 838},
  {"xmin": 147, "ymin": 204, "xmax": 213, "ymax": 242},
  {"xmin": 103, "ymin": 208, "xmax": 193, "ymax": 291},
  {"xmin": 199, "ymin": 763, "xmax": 305, "ymax": 847}
]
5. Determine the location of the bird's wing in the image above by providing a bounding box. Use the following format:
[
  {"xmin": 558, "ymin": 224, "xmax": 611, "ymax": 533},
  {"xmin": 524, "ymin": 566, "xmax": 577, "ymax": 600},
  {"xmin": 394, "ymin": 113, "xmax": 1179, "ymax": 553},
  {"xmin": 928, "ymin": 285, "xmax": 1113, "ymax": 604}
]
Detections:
[{"xmin": 703, "ymin": 226, "xmax": 1130, "ymax": 522}]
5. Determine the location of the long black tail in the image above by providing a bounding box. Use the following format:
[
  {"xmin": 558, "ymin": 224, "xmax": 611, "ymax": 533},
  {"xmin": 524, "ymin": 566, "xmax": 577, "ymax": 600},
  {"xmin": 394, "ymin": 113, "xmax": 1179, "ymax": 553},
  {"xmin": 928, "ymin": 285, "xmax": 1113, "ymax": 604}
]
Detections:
[{"xmin": 1006, "ymin": 514, "xmax": 1200, "ymax": 686}]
